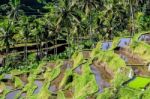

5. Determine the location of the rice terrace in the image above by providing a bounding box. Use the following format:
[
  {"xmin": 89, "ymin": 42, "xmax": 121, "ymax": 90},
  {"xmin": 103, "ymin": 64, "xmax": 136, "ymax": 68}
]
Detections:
[{"xmin": 0, "ymin": 0, "xmax": 150, "ymax": 99}]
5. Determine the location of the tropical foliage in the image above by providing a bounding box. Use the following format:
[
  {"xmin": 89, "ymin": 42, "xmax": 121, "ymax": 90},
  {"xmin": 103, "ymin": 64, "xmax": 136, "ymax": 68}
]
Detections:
[{"xmin": 0, "ymin": 0, "xmax": 150, "ymax": 99}]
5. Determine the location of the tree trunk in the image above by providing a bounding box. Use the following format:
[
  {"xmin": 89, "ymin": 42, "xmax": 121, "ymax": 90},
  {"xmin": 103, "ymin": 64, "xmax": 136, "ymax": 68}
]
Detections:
[
  {"xmin": 54, "ymin": 35, "xmax": 57, "ymax": 55},
  {"xmin": 45, "ymin": 40, "xmax": 49, "ymax": 57},
  {"xmin": 130, "ymin": 0, "xmax": 135, "ymax": 36},
  {"xmin": 6, "ymin": 41, "xmax": 9, "ymax": 55},
  {"xmin": 36, "ymin": 35, "xmax": 40, "ymax": 60},
  {"xmin": 24, "ymin": 37, "xmax": 28, "ymax": 62},
  {"xmin": 39, "ymin": 40, "xmax": 42, "ymax": 59},
  {"xmin": 89, "ymin": 13, "xmax": 92, "ymax": 41},
  {"xmin": 68, "ymin": 29, "xmax": 70, "ymax": 59}
]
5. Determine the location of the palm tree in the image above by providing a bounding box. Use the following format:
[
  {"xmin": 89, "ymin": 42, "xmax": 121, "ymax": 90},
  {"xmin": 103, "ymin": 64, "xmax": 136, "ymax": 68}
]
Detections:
[
  {"xmin": 127, "ymin": 0, "xmax": 139, "ymax": 36},
  {"xmin": 43, "ymin": 11, "xmax": 59, "ymax": 56},
  {"xmin": 128, "ymin": 0, "xmax": 135, "ymax": 36},
  {"xmin": 0, "ymin": 18, "xmax": 15, "ymax": 54},
  {"xmin": 0, "ymin": 0, "xmax": 21, "ymax": 54},
  {"xmin": 8, "ymin": 0, "xmax": 22, "ymax": 20},
  {"xmin": 17, "ymin": 16, "xmax": 31, "ymax": 61},
  {"xmin": 54, "ymin": 0, "xmax": 81, "ymax": 57},
  {"xmin": 31, "ymin": 18, "xmax": 45, "ymax": 59},
  {"xmin": 79, "ymin": 0, "xmax": 101, "ymax": 39}
]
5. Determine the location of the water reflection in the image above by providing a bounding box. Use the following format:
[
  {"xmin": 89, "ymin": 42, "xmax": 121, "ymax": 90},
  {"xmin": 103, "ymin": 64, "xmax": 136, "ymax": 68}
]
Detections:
[
  {"xmin": 119, "ymin": 54, "xmax": 128, "ymax": 63},
  {"xmin": 139, "ymin": 34, "xmax": 150, "ymax": 42},
  {"xmin": 49, "ymin": 85, "xmax": 57, "ymax": 93},
  {"xmin": 102, "ymin": 42, "xmax": 112, "ymax": 50},
  {"xmin": 4, "ymin": 74, "xmax": 12, "ymax": 79},
  {"xmin": 118, "ymin": 38, "xmax": 131, "ymax": 48},
  {"xmin": 6, "ymin": 90, "xmax": 21, "ymax": 99},
  {"xmin": 90, "ymin": 65, "xmax": 110, "ymax": 93},
  {"xmin": 34, "ymin": 80, "xmax": 43, "ymax": 94}
]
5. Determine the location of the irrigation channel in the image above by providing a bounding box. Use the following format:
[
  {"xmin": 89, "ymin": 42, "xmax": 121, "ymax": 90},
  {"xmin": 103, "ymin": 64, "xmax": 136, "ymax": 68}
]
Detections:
[{"xmin": 0, "ymin": 33, "xmax": 150, "ymax": 98}]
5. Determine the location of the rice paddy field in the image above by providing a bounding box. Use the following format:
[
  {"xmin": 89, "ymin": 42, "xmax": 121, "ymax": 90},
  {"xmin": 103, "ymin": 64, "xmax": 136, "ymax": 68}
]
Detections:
[
  {"xmin": 0, "ymin": 32, "xmax": 150, "ymax": 99},
  {"xmin": 1, "ymin": 0, "xmax": 150, "ymax": 99}
]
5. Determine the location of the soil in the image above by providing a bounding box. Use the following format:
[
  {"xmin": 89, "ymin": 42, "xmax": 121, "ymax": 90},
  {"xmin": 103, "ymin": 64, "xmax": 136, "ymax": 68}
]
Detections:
[
  {"xmin": 93, "ymin": 61, "xmax": 113, "ymax": 82},
  {"xmin": 132, "ymin": 66, "xmax": 150, "ymax": 76},
  {"xmin": 64, "ymin": 89, "xmax": 73, "ymax": 98},
  {"xmin": 115, "ymin": 48, "xmax": 145, "ymax": 65},
  {"xmin": 50, "ymin": 60, "xmax": 73, "ymax": 92},
  {"xmin": 115, "ymin": 48, "xmax": 150, "ymax": 77},
  {"xmin": 82, "ymin": 51, "xmax": 91, "ymax": 59}
]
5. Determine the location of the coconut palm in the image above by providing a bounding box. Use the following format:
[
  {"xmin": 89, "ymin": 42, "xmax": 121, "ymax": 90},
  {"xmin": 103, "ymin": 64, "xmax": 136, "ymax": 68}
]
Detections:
[
  {"xmin": 30, "ymin": 18, "xmax": 45, "ymax": 59},
  {"xmin": 8, "ymin": 0, "xmax": 23, "ymax": 21},
  {"xmin": 0, "ymin": 18, "xmax": 15, "ymax": 54},
  {"xmin": 17, "ymin": 16, "xmax": 33, "ymax": 61},
  {"xmin": 78, "ymin": 0, "xmax": 101, "ymax": 38},
  {"xmin": 54, "ymin": 0, "xmax": 81, "ymax": 57},
  {"xmin": 43, "ymin": 6, "xmax": 60, "ymax": 55}
]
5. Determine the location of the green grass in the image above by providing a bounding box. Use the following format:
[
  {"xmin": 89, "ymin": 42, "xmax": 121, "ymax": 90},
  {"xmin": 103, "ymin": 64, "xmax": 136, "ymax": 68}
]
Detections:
[
  {"xmin": 130, "ymin": 32, "xmax": 150, "ymax": 63},
  {"xmin": 130, "ymin": 41, "xmax": 150, "ymax": 63},
  {"xmin": 117, "ymin": 87, "xmax": 142, "ymax": 99},
  {"xmin": 1, "ymin": 32, "xmax": 150, "ymax": 98},
  {"xmin": 127, "ymin": 77, "xmax": 150, "ymax": 89}
]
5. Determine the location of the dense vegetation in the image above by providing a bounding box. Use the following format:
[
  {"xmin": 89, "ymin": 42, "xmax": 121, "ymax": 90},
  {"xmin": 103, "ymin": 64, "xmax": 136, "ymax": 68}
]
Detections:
[
  {"xmin": 0, "ymin": 0, "xmax": 150, "ymax": 99},
  {"xmin": 0, "ymin": 0, "xmax": 150, "ymax": 53}
]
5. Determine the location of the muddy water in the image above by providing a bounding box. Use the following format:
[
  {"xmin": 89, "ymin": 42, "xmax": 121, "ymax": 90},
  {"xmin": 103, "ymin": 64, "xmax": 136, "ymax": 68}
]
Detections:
[
  {"xmin": 5, "ymin": 81, "xmax": 14, "ymax": 91},
  {"xmin": 115, "ymin": 48, "xmax": 144, "ymax": 65},
  {"xmin": 116, "ymin": 51, "xmax": 136, "ymax": 64},
  {"xmin": 6, "ymin": 90, "xmax": 21, "ymax": 99},
  {"xmin": 21, "ymin": 92, "xmax": 26, "ymax": 98},
  {"xmin": 102, "ymin": 42, "xmax": 112, "ymax": 50},
  {"xmin": 34, "ymin": 80, "xmax": 43, "ymax": 94},
  {"xmin": 90, "ymin": 65, "xmax": 110, "ymax": 93},
  {"xmin": 4, "ymin": 74, "xmax": 12, "ymax": 79},
  {"xmin": 63, "ymin": 60, "xmax": 73, "ymax": 70},
  {"xmin": 50, "ymin": 67, "xmax": 65, "ymax": 91},
  {"xmin": 118, "ymin": 38, "xmax": 131, "ymax": 48},
  {"xmin": 114, "ymin": 46, "xmax": 150, "ymax": 77},
  {"xmin": 74, "ymin": 66, "xmax": 82, "ymax": 74},
  {"xmin": 1, "ymin": 77, "xmax": 14, "ymax": 90},
  {"xmin": 49, "ymin": 85, "xmax": 57, "ymax": 93},
  {"xmin": 90, "ymin": 65, "xmax": 103, "ymax": 92},
  {"xmin": 139, "ymin": 34, "xmax": 150, "ymax": 44},
  {"xmin": 132, "ymin": 66, "xmax": 150, "ymax": 76}
]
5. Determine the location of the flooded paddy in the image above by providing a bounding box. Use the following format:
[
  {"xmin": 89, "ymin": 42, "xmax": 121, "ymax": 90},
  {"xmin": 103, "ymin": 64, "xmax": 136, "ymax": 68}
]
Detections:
[
  {"xmin": 102, "ymin": 42, "xmax": 112, "ymax": 50},
  {"xmin": 49, "ymin": 85, "xmax": 57, "ymax": 93},
  {"xmin": 6, "ymin": 90, "xmax": 21, "ymax": 99},
  {"xmin": 114, "ymin": 46, "xmax": 150, "ymax": 77},
  {"xmin": 115, "ymin": 48, "xmax": 144, "ymax": 65},
  {"xmin": 139, "ymin": 33, "xmax": 150, "ymax": 44},
  {"xmin": 1, "ymin": 36, "xmax": 150, "ymax": 98},
  {"xmin": 132, "ymin": 66, "xmax": 150, "ymax": 76},
  {"xmin": 90, "ymin": 65, "xmax": 110, "ymax": 93},
  {"xmin": 118, "ymin": 38, "xmax": 131, "ymax": 48},
  {"xmin": 34, "ymin": 80, "xmax": 43, "ymax": 94}
]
